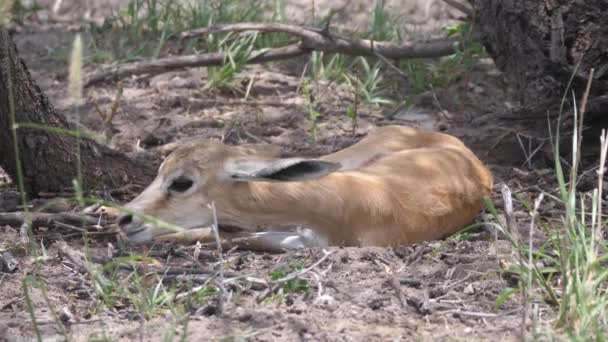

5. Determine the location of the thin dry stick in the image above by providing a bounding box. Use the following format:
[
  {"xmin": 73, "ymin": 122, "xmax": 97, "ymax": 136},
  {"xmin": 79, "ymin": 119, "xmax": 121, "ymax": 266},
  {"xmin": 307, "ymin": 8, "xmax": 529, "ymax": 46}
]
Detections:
[
  {"xmin": 295, "ymin": 62, "xmax": 309, "ymax": 97},
  {"xmin": 387, "ymin": 267, "xmax": 407, "ymax": 309},
  {"xmin": 19, "ymin": 219, "xmax": 30, "ymax": 245},
  {"xmin": 256, "ymin": 249, "xmax": 335, "ymax": 303},
  {"xmin": 525, "ymin": 193, "xmax": 544, "ymax": 337},
  {"xmin": 0, "ymin": 296, "xmax": 22, "ymax": 310},
  {"xmin": 243, "ymin": 73, "xmax": 255, "ymax": 101},
  {"xmin": 440, "ymin": 309, "xmax": 498, "ymax": 318},
  {"xmin": 102, "ymin": 83, "xmax": 124, "ymax": 139},
  {"xmin": 188, "ymin": 98, "xmax": 301, "ymax": 108},
  {"xmin": 310, "ymin": 272, "xmax": 324, "ymax": 300},
  {"xmin": 310, "ymin": 264, "xmax": 335, "ymax": 305},
  {"xmin": 371, "ymin": 49, "xmax": 409, "ymax": 80},
  {"xmin": 54, "ymin": 240, "xmax": 95, "ymax": 275},
  {"xmin": 209, "ymin": 201, "xmax": 226, "ymax": 312},
  {"xmin": 522, "ymin": 140, "xmax": 546, "ymax": 169},
  {"xmin": 501, "ymin": 184, "xmax": 520, "ymax": 242},
  {"xmin": 572, "ymin": 68, "xmax": 595, "ymax": 188},
  {"xmin": 596, "ymin": 130, "xmax": 608, "ymax": 248},
  {"xmin": 515, "ymin": 134, "xmax": 530, "ymax": 169}
]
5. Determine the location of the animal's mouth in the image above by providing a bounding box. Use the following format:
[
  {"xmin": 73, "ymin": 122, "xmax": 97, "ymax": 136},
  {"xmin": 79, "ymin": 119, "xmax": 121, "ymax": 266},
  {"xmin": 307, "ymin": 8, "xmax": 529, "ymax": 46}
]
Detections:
[
  {"xmin": 123, "ymin": 223, "xmax": 192, "ymax": 244},
  {"xmin": 124, "ymin": 221, "xmax": 251, "ymax": 244}
]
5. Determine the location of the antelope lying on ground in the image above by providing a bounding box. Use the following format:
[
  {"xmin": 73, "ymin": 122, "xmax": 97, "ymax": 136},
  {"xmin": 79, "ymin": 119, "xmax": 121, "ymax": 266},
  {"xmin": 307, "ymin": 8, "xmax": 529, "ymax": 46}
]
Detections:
[{"xmin": 118, "ymin": 125, "xmax": 493, "ymax": 249}]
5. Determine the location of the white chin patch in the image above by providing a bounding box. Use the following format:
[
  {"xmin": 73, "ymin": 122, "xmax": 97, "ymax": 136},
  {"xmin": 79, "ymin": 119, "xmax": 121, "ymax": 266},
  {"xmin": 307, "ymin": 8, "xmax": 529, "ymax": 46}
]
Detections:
[
  {"xmin": 126, "ymin": 224, "xmax": 165, "ymax": 244},
  {"xmin": 127, "ymin": 230, "xmax": 155, "ymax": 244}
]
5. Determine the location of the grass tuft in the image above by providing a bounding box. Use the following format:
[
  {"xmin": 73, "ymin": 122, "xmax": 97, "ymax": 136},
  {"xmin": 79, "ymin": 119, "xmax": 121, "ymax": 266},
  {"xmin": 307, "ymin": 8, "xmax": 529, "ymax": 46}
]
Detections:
[
  {"xmin": 68, "ymin": 34, "xmax": 84, "ymax": 104},
  {"xmin": 0, "ymin": 0, "xmax": 12, "ymax": 25},
  {"xmin": 87, "ymin": 0, "xmax": 269, "ymax": 63},
  {"xmin": 485, "ymin": 68, "xmax": 608, "ymax": 339}
]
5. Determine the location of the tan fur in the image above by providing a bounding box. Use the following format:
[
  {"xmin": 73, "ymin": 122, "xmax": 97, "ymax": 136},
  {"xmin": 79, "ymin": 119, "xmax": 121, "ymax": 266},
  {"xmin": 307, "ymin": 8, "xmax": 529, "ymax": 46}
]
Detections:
[{"xmin": 119, "ymin": 125, "xmax": 493, "ymax": 246}]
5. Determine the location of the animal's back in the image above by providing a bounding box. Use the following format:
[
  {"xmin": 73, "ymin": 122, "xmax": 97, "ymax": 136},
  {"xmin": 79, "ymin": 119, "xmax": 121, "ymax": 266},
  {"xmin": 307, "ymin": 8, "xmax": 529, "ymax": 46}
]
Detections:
[
  {"xmin": 321, "ymin": 125, "xmax": 470, "ymax": 169},
  {"xmin": 316, "ymin": 125, "xmax": 493, "ymax": 246}
]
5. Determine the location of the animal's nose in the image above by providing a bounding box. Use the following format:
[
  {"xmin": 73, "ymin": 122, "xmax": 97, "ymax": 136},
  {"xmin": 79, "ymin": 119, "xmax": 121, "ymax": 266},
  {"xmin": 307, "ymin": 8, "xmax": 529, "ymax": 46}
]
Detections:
[{"xmin": 118, "ymin": 214, "xmax": 133, "ymax": 228}]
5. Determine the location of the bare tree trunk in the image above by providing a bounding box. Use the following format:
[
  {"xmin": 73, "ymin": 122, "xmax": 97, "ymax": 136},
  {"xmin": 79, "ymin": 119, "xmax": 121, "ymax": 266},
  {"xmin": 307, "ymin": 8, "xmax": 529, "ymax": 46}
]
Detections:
[
  {"xmin": 0, "ymin": 28, "xmax": 155, "ymax": 196},
  {"xmin": 470, "ymin": 0, "xmax": 608, "ymax": 166}
]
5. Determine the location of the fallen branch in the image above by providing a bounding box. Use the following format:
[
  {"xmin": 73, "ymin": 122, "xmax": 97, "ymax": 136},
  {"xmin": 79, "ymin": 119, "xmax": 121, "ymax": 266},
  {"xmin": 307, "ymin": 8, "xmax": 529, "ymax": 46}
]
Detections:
[
  {"xmin": 181, "ymin": 23, "xmax": 459, "ymax": 59},
  {"xmin": 84, "ymin": 44, "xmax": 307, "ymax": 87},
  {"xmin": 0, "ymin": 212, "xmax": 99, "ymax": 229},
  {"xmin": 85, "ymin": 22, "xmax": 462, "ymax": 87}
]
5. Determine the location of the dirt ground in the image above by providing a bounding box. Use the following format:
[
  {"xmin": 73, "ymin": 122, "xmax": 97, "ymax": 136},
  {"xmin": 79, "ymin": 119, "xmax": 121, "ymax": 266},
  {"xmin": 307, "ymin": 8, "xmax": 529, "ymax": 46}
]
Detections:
[{"xmin": 0, "ymin": 1, "xmax": 556, "ymax": 341}]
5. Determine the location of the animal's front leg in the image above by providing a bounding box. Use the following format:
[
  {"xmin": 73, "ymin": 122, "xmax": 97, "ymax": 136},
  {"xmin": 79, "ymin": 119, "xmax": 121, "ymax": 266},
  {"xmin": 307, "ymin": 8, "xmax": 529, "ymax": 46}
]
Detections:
[
  {"xmin": 153, "ymin": 227, "xmax": 258, "ymax": 244},
  {"xmin": 154, "ymin": 228, "xmax": 327, "ymax": 252},
  {"xmin": 228, "ymin": 230, "xmax": 328, "ymax": 252},
  {"xmin": 154, "ymin": 227, "xmax": 216, "ymax": 244}
]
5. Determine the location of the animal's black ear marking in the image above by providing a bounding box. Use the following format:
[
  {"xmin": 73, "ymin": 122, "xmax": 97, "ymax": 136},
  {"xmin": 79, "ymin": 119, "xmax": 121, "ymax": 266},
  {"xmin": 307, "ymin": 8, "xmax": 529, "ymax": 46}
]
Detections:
[
  {"xmin": 255, "ymin": 160, "xmax": 340, "ymax": 181},
  {"xmin": 225, "ymin": 158, "xmax": 341, "ymax": 182}
]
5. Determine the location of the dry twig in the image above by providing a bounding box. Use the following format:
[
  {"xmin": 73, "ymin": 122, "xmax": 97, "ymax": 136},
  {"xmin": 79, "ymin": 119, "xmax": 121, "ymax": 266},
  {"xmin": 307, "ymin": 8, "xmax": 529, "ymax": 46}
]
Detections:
[
  {"xmin": 441, "ymin": 309, "xmax": 499, "ymax": 318},
  {"xmin": 19, "ymin": 220, "xmax": 30, "ymax": 245},
  {"xmin": 54, "ymin": 240, "xmax": 96, "ymax": 274},
  {"xmin": 256, "ymin": 249, "xmax": 335, "ymax": 303},
  {"xmin": 387, "ymin": 268, "xmax": 407, "ymax": 309},
  {"xmin": 209, "ymin": 201, "xmax": 227, "ymax": 313},
  {"xmin": 500, "ymin": 184, "xmax": 520, "ymax": 241},
  {"xmin": 0, "ymin": 296, "xmax": 22, "ymax": 310},
  {"xmin": 93, "ymin": 83, "xmax": 124, "ymax": 140}
]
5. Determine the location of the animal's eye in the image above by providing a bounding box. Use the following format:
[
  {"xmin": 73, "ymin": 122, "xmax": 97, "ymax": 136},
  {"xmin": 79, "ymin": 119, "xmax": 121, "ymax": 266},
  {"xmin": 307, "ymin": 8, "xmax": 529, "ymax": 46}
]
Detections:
[{"xmin": 169, "ymin": 176, "xmax": 194, "ymax": 193}]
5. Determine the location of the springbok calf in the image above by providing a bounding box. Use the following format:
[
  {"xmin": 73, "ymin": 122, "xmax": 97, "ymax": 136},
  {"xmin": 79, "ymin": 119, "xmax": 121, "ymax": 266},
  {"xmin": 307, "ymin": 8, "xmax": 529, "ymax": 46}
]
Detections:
[{"xmin": 118, "ymin": 125, "xmax": 493, "ymax": 249}]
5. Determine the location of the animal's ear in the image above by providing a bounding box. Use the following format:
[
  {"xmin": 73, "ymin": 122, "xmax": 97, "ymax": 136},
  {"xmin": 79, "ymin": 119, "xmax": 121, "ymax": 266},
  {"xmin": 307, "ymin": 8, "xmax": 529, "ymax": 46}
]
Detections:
[
  {"xmin": 236, "ymin": 143, "xmax": 282, "ymax": 158},
  {"xmin": 223, "ymin": 158, "xmax": 341, "ymax": 182}
]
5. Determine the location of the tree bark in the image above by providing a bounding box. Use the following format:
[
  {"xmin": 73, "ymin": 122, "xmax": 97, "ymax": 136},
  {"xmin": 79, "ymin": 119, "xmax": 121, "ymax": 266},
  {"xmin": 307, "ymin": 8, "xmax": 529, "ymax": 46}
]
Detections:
[
  {"xmin": 0, "ymin": 28, "xmax": 155, "ymax": 196},
  {"xmin": 470, "ymin": 0, "xmax": 608, "ymax": 166}
]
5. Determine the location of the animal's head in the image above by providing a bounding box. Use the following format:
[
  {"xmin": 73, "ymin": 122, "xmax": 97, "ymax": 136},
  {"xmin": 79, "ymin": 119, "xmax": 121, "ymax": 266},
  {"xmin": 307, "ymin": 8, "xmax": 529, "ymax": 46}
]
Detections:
[{"xmin": 118, "ymin": 140, "xmax": 340, "ymax": 244}]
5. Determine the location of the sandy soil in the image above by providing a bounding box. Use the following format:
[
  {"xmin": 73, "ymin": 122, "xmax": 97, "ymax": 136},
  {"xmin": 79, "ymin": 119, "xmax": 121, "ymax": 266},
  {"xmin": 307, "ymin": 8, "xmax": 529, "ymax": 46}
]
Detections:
[{"xmin": 0, "ymin": 1, "xmax": 550, "ymax": 341}]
